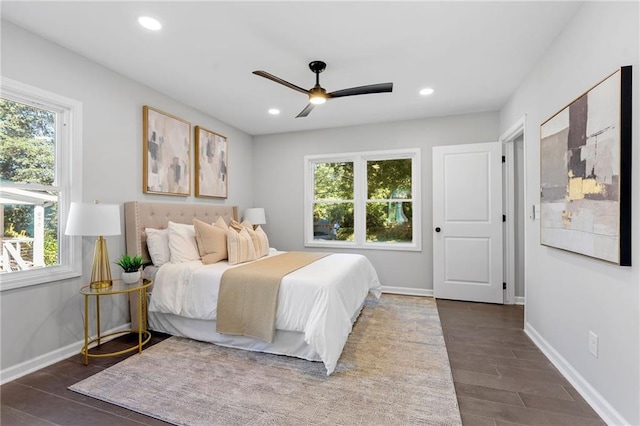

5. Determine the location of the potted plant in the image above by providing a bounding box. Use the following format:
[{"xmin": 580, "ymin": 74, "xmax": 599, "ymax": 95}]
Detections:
[{"xmin": 115, "ymin": 254, "xmax": 143, "ymax": 284}]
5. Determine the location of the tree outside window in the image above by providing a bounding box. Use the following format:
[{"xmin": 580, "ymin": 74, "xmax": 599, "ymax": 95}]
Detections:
[
  {"xmin": 1, "ymin": 98, "xmax": 59, "ymax": 272},
  {"xmin": 1, "ymin": 79, "xmax": 82, "ymax": 290},
  {"xmin": 366, "ymin": 158, "xmax": 413, "ymax": 243},
  {"xmin": 306, "ymin": 149, "xmax": 421, "ymax": 251}
]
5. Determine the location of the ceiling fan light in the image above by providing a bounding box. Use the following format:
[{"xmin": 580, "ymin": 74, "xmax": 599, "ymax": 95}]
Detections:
[{"xmin": 309, "ymin": 96, "xmax": 326, "ymax": 105}]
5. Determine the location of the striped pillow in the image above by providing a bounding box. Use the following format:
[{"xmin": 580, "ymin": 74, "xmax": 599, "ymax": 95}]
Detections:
[
  {"xmin": 238, "ymin": 220, "xmax": 269, "ymax": 258},
  {"xmin": 227, "ymin": 226, "xmax": 257, "ymax": 265},
  {"xmin": 253, "ymin": 225, "xmax": 270, "ymax": 258}
]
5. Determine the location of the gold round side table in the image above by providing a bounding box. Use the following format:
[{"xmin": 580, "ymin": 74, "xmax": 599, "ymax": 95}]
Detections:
[{"xmin": 80, "ymin": 278, "xmax": 152, "ymax": 365}]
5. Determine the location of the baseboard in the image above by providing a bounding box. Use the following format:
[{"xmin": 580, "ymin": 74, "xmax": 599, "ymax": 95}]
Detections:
[
  {"xmin": 381, "ymin": 286, "xmax": 433, "ymax": 297},
  {"xmin": 0, "ymin": 323, "xmax": 131, "ymax": 385},
  {"xmin": 524, "ymin": 322, "xmax": 629, "ymax": 426},
  {"xmin": 514, "ymin": 296, "xmax": 525, "ymax": 305}
]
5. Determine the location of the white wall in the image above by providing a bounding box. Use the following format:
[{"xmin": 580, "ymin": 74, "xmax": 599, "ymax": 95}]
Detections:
[
  {"xmin": 0, "ymin": 21, "xmax": 254, "ymax": 374},
  {"xmin": 499, "ymin": 2, "xmax": 639, "ymax": 424},
  {"xmin": 253, "ymin": 112, "xmax": 499, "ymax": 293}
]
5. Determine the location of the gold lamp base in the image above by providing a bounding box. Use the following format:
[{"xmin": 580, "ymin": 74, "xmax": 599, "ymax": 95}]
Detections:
[{"xmin": 90, "ymin": 236, "xmax": 113, "ymax": 289}]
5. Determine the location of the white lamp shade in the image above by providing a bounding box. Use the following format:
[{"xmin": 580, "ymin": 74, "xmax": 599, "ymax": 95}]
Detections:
[
  {"xmin": 65, "ymin": 202, "xmax": 121, "ymax": 236},
  {"xmin": 243, "ymin": 208, "xmax": 266, "ymax": 225}
]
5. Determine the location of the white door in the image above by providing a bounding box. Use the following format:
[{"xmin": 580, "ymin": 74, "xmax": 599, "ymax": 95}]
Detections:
[{"xmin": 432, "ymin": 142, "xmax": 503, "ymax": 303}]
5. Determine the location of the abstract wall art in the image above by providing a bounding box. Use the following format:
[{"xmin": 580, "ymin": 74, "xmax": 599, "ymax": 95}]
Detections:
[
  {"xmin": 540, "ymin": 66, "xmax": 632, "ymax": 265},
  {"xmin": 143, "ymin": 106, "xmax": 191, "ymax": 196},
  {"xmin": 194, "ymin": 126, "xmax": 228, "ymax": 198}
]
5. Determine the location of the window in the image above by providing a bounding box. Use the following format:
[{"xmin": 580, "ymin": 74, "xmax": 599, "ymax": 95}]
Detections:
[
  {"xmin": 1, "ymin": 78, "xmax": 82, "ymax": 290},
  {"xmin": 305, "ymin": 149, "xmax": 421, "ymax": 251}
]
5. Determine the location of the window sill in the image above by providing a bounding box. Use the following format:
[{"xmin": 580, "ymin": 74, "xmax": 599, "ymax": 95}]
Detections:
[
  {"xmin": 305, "ymin": 240, "xmax": 421, "ymax": 252},
  {"xmin": 0, "ymin": 265, "xmax": 81, "ymax": 292}
]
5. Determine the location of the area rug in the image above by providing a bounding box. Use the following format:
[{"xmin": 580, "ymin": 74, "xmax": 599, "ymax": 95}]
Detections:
[{"xmin": 70, "ymin": 294, "xmax": 461, "ymax": 425}]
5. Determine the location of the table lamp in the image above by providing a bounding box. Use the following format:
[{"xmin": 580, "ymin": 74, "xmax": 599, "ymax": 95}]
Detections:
[
  {"xmin": 65, "ymin": 201, "xmax": 121, "ymax": 288},
  {"xmin": 243, "ymin": 208, "xmax": 266, "ymax": 229}
]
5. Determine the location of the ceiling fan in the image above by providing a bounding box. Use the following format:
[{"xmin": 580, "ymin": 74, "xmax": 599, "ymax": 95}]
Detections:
[{"xmin": 252, "ymin": 61, "xmax": 393, "ymax": 118}]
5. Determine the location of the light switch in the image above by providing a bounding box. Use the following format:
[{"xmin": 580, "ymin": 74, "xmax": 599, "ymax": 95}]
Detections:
[{"xmin": 532, "ymin": 204, "xmax": 541, "ymax": 220}]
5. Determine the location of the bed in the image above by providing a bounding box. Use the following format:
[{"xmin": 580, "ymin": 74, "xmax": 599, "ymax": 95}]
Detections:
[{"xmin": 124, "ymin": 201, "xmax": 381, "ymax": 375}]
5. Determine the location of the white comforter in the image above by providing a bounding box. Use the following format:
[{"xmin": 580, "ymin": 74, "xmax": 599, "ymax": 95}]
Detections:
[{"xmin": 148, "ymin": 251, "xmax": 381, "ymax": 374}]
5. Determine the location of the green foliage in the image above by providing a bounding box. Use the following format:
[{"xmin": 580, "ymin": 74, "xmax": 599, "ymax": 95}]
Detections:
[
  {"xmin": 367, "ymin": 159, "xmax": 412, "ymax": 199},
  {"xmin": 2, "ymin": 97, "xmax": 59, "ymax": 268},
  {"xmin": 43, "ymin": 227, "xmax": 58, "ymax": 266},
  {"xmin": 4, "ymin": 223, "xmax": 26, "ymax": 238},
  {"xmin": 115, "ymin": 254, "xmax": 144, "ymax": 273},
  {"xmin": 314, "ymin": 162, "xmax": 354, "ymax": 200},
  {"xmin": 313, "ymin": 158, "xmax": 413, "ymax": 243},
  {"xmin": 1, "ymin": 98, "xmax": 55, "ymax": 185},
  {"xmin": 0, "ymin": 98, "xmax": 55, "ymax": 140},
  {"xmin": 0, "ymin": 135, "xmax": 55, "ymax": 185}
]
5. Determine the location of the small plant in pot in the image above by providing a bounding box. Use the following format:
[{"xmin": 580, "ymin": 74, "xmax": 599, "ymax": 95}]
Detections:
[{"xmin": 115, "ymin": 254, "xmax": 143, "ymax": 284}]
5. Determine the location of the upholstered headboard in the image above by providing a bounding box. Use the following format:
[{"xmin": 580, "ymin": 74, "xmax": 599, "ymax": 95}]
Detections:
[{"xmin": 124, "ymin": 201, "xmax": 239, "ymax": 264}]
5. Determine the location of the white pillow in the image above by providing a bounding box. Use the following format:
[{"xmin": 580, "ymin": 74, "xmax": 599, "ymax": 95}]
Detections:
[
  {"xmin": 145, "ymin": 228, "xmax": 170, "ymax": 266},
  {"xmin": 168, "ymin": 221, "xmax": 200, "ymax": 263}
]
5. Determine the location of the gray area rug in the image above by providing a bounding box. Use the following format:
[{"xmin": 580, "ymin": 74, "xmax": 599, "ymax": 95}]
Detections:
[{"xmin": 70, "ymin": 294, "xmax": 461, "ymax": 425}]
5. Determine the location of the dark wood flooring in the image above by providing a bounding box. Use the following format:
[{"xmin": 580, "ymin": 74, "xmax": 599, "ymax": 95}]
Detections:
[
  {"xmin": 1, "ymin": 300, "xmax": 604, "ymax": 425},
  {"xmin": 436, "ymin": 299, "xmax": 605, "ymax": 426}
]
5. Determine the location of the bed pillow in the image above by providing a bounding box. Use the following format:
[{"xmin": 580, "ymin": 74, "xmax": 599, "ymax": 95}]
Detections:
[
  {"xmin": 241, "ymin": 220, "xmax": 269, "ymax": 258},
  {"xmin": 228, "ymin": 219, "xmax": 243, "ymax": 232},
  {"xmin": 193, "ymin": 218, "xmax": 228, "ymax": 264},
  {"xmin": 145, "ymin": 227, "xmax": 170, "ymax": 266},
  {"xmin": 253, "ymin": 225, "xmax": 270, "ymax": 258},
  {"xmin": 227, "ymin": 225, "xmax": 257, "ymax": 265},
  {"xmin": 214, "ymin": 216, "xmax": 228, "ymax": 230},
  {"xmin": 168, "ymin": 221, "xmax": 200, "ymax": 263}
]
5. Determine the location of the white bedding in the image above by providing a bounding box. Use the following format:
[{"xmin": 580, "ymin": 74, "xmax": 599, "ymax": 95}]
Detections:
[{"xmin": 148, "ymin": 250, "xmax": 381, "ymax": 374}]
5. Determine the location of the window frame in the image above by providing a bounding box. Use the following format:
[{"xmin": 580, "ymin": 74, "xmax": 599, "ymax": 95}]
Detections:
[
  {"xmin": 1, "ymin": 77, "xmax": 83, "ymax": 291},
  {"xmin": 304, "ymin": 148, "xmax": 421, "ymax": 251}
]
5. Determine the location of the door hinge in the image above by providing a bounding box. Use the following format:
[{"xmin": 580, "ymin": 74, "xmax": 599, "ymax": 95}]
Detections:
[
  {"xmin": 503, "ymin": 282, "xmax": 507, "ymax": 290},
  {"xmin": 502, "ymin": 214, "xmax": 506, "ymax": 222},
  {"xmin": 502, "ymin": 155, "xmax": 506, "ymax": 163}
]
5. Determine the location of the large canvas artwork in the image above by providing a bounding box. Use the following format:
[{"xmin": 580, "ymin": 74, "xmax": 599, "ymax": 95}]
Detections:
[
  {"xmin": 143, "ymin": 106, "xmax": 191, "ymax": 196},
  {"xmin": 194, "ymin": 126, "xmax": 228, "ymax": 198},
  {"xmin": 540, "ymin": 66, "xmax": 632, "ymax": 265}
]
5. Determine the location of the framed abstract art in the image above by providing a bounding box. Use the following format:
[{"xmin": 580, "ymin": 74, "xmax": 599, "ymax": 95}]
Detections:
[
  {"xmin": 194, "ymin": 126, "xmax": 228, "ymax": 198},
  {"xmin": 540, "ymin": 66, "xmax": 632, "ymax": 265},
  {"xmin": 143, "ymin": 106, "xmax": 191, "ymax": 196}
]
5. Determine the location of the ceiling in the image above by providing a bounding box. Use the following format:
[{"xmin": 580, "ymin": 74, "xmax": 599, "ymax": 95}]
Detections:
[{"xmin": 1, "ymin": 1, "xmax": 583, "ymax": 136}]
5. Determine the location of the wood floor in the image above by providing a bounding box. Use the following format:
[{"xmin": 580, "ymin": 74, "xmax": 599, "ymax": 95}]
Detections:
[
  {"xmin": 1, "ymin": 299, "xmax": 604, "ymax": 426},
  {"xmin": 436, "ymin": 299, "xmax": 605, "ymax": 426}
]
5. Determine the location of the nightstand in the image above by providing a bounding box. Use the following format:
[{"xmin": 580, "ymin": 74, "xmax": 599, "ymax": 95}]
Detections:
[{"xmin": 80, "ymin": 279, "xmax": 153, "ymax": 365}]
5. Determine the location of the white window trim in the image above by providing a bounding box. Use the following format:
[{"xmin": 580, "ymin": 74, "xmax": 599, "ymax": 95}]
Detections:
[
  {"xmin": 304, "ymin": 148, "xmax": 421, "ymax": 251},
  {"xmin": 1, "ymin": 77, "xmax": 83, "ymax": 291}
]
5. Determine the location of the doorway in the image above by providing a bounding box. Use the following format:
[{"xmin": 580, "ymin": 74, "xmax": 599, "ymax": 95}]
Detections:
[
  {"xmin": 432, "ymin": 117, "xmax": 526, "ymax": 304},
  {"xmin": 502, "ymin": 117, "xmax": 526, "ymax": 305}
]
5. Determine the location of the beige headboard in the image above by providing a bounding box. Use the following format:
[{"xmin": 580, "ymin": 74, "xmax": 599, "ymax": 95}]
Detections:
[{"xmin": 124, "ymin": 201, "xmax": 239, "ymax": 264}]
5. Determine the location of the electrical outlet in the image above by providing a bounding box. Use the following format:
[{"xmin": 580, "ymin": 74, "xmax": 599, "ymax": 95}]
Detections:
[{"xmin": 588, "ymin": 331, "xmax": 598, "ymax": 358}]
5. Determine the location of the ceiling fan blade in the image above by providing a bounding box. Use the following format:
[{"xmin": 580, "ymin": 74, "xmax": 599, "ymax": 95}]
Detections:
[
  {"xmin": 328, "ymin": 82, "xmax": 393, "ymax": 99},
  {"xmin": 252, "ymin": 71, "xmax": 309, "ymax": 95},
  {"xmin": 296, "ymin": 103, "xmax": 315, "ymax": 118}
]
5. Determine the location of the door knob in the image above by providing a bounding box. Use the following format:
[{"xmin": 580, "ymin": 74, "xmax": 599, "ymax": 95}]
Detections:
[{"xmin": 435, "ymin": 227, "xmax": 441, "ymax": 232}]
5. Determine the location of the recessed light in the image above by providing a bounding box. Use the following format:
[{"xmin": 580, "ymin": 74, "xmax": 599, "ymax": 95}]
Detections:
[
  {"xmin": 138, "ymin": 16, "xmax": 162, "ymax": 31},
  {"xmin": 268, "ymin": 108, "xmax": 280, "ymax": 115},
  {"xmin": 419, "ymin": 87, "xmax": 435, "ymax": 96}
]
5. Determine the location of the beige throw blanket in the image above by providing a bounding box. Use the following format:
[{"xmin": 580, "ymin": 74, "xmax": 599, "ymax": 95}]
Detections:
[{"xmin": 216, "ymin": 252, "xmax": 330, "ymax": 342}]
